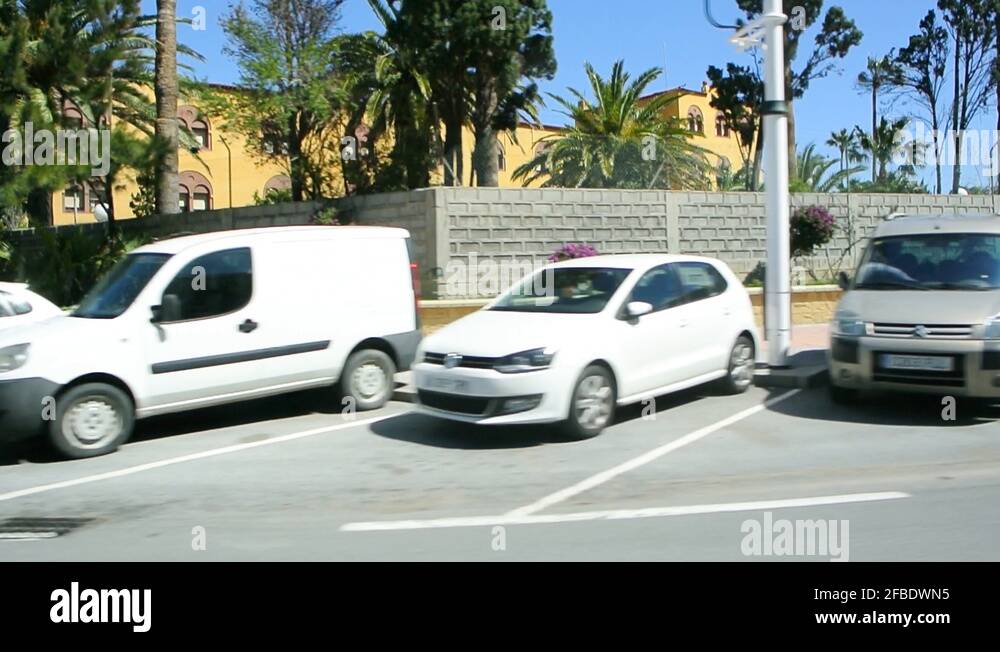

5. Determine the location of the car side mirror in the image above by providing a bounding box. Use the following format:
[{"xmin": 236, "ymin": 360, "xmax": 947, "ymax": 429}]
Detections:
[
  {"xmin": 625, "ymin": 301, "xmax": 654, "ymax": 320},
  {"xmin": 152, "ymin": 294, "xmax": 182, "ymax": 323},
  {"xmin": 837, "ymin": 272, "xmax": 851, "ymax": 291}
]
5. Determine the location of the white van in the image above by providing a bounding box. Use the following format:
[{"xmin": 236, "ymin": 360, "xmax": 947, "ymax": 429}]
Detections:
[{"xmin": 0, "ymin": 226, "xmax": 421, "ymax": 458}]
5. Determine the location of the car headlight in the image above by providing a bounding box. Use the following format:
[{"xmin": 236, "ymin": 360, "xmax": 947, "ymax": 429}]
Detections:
[
  {"xmin": 494, "ymin": 347, "xmax": 557, "ymax": 373},
  {"xmin": 833, "ymin": 317, "xmax": 866, "ymax": 338},
  {"xmin": 0, "ymin": 343, "xmax": 30, "ymax": 373},
  {"xmin": 985, "ymin": 316, "xmax": 1000, "ymax": 339}
]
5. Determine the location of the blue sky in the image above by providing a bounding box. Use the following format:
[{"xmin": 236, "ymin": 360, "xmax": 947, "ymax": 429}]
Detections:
[{"xmin": 152, "ymin": 0, "xmax": 998, "ymax": 188}]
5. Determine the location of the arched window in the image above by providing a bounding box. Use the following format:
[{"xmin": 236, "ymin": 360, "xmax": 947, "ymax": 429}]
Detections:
[
  {"xmin": 715, "ymin": 114, "xmax": 730, "ymax": 138},
  {"xmin": 64, "ymin": 107, "xmax": 84, "ymax": 130},
  {"xmin": 179, "ymin": 171, "xmax": 213, "ymax": 213},
  {"xmin": 263, "ymin": 175, "xmax": 292, "ymax": 195},
  {"xmin": 497, "ymin": 140, "xmax": 507, "ymax": 172},
  {"xmin": 687, "ymin": 107, "xmax": 704, "ymax": 134},
  {"xmin": 178, "ymin": 106, "xmax": 211, "ymax": 151},
  {"xmin": 192, "ymin": 185, "xmax": 212, "ymax": 211},
  {"xmin": 533, "ymin": 142, "xmax": 552, "ymax": 173},
  {"xmin": 191, "ymin": 118, "xmax": 211, "ymax": 150},
  {"xmin": 261, "ymin": 121, "xmax": 288, "ymax": 155}
]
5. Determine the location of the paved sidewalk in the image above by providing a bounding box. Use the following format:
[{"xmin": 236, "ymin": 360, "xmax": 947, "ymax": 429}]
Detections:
[{"xmin": 760, "ymin": 323, "xmax": 830, "ymax": 356}]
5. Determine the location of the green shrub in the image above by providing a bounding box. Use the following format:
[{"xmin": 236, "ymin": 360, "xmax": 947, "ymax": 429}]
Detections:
[{"xmin": 17, "ymin": 229, "xmax": 150, "ymax": 307}]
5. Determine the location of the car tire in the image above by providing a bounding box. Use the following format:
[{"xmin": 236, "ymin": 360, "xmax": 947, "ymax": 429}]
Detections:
[
  {"xmin": 562, "ymin": 365, "xmax": 616, "ymax": 440},
  {"xmin": 341, "ymin": 349, "xmax": 396, "ymax": 411},
  {"xmin": 48, "ymin": 383, "xmax": 135, "ymax": 459},
  {"xmin": 828, "ymin": 383, "xmax": 859, "ymax": 405},
  {"xmin": 718, "ymin": 335, "xmax": 756, "ymax": 395}
]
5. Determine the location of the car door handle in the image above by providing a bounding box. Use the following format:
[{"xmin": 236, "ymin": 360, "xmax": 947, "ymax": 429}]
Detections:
[
  {"xmin": 678, "ymin": 318, "xmax": 690, "ymax": 328},
  {"xmin": 239, "ymin": 319, "xmax": 259, "ymax": 333}
]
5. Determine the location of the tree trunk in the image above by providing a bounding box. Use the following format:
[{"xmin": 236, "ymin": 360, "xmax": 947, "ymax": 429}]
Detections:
[
  {"xmin": 871, "ymin": 85, "xmax": 878, "ymax": 183},
  {"xmin": 751, "ymin": 120, "xmax": 764, "ymax": 190},
  {"xmin": 472, "ymin": 129, "xmax": 499, "ymax": 187},
  {"xmin": 288, "ymin": 113, "xmax": 305, "ymax": 201},
  {"xmin": 932, "ymin": 111, "xmax": 942, "ymax": 194},
  {"xmin": 951, "ymin": 31, "xmax": 962, "ymax": 194},
  {"xmin": 154, "ymin": 0, "xmax": 180, "ymax": 215},
  {"xmin": 25, "ymin": 189, "xmax": 52, "ymax": 227},
  {"xmin": 472, "ymin": 80, "xmax": 500, "ymax": 188},
  {"xmin": 442, "ymin": 117, "xmax": 463, "ymax": 187}
]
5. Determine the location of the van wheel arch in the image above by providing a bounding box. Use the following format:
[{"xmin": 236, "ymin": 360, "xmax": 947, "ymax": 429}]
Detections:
[
  {"xmin": 347, "ymin": 338, "xmax": 399, "ymax": 369},
  {"xmin": 60, "ymin": 373, "xmax": 137, "ymax": 408}
]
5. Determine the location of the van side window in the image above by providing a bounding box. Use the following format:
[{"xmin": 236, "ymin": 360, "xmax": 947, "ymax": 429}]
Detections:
[
  {"xmin": 162, "ymin": 248, "xmax": 253, "ymax": 322},
  {"xmin": 629, "ymin": 264, "xmax": 685, "ymax": 313},
  {"xmin": 675, "ymin": 262, "xmax": 728, "ymax": 303}
]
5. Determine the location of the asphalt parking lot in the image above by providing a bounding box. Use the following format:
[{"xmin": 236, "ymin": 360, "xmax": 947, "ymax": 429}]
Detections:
[{"xmin": 1, "ymin": 382, "xmax": 998, "ymax": 561}]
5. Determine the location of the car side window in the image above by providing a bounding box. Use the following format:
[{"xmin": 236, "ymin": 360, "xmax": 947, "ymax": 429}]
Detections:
[
  {"xmin": 0, "ymin": 296, "xmax": 12, "ymax": 318},
  {"xmin": 8, "ymin": 296, "xmax": 33, "ymax": 315},
  {"xmin": 629, "ymin": 264, "xmax": 685, "ymax": 313},
  {"xmin": 675, "ymin": 262, "xmax": 728, "ymax": 304},
  {"xmin": 161, "ymin": 248, "xmax": 253, "ymax": 322}
]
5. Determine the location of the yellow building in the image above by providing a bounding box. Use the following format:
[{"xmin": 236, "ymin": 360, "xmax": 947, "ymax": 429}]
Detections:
[
  {"xmin": 642, "ymin": 84, "xmax": 747, "ymax": 182},
  {"xmin": 50, "ymin": 83, "xmax": 740, "ymax": 226},
  {"xmin": 53, "ymin": 88, "xmax": 290, "ymax": 227},
  {"xmin": 53, "ymin": 101, "xmax": 558, "ymax": 226}
]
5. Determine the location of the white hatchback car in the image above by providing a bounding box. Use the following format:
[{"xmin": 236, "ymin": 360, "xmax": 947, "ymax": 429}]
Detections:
[
  {"xmin": 413, "ymin": 255, "xmax": 759, "ymax": 439},
  {"xmin": 0, "ymin": 282, "xmax": 63, "ymax": 330}
]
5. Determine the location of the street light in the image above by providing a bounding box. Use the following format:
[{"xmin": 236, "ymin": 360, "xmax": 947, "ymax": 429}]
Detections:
[
  {"xmin": 729, "ymin": 0, "xmax": 792, "ymax": 368},
  {"xmin": 219, "ymin": 135, "xmax": 234, "ymax": 209}
]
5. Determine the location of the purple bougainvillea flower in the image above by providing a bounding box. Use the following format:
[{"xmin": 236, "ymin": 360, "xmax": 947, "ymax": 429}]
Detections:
[{"xmin": 549, "ymin": 243, "xmax": 599, "ymax": 262}]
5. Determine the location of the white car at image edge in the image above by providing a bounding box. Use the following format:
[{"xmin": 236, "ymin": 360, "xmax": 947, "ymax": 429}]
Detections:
[
  {"xmin": 0, "ymin": 282, "xmax": 64, "ymax": 330},
  {"xmin": 413, "ymin": 254, "xmax": 760, "ymax": 439}
]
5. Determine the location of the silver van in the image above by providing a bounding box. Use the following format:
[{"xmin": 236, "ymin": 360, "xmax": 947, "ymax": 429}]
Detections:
[{"xmin": 829, "ymin": 213, "xmax": 1000, "ymax": 403}]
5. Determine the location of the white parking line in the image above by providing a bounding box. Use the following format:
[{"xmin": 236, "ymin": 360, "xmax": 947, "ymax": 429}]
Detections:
[
  {"xmin": 0, "ymin": 414, "xmax": 397, "ymax": 504},
  {"xmin": 505, "ymin": 389, "xmax": 801, "ymax": 518},
  {"xmin": 340, "ymin": 491, "xmax": 911, "ymax": 531}
]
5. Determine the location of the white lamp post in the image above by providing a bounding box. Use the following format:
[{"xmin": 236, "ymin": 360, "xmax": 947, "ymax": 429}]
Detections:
[{"xmin": 732, "ymin": 0, "xmax": 792, "ymax": 368}]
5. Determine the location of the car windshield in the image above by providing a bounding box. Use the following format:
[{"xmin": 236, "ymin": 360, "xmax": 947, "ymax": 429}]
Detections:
[
  {"xmin": 489, "ymin": 267, "xmax": 632, "ymax": 314},
  {"xmin": 854, "ymin": 233, "xmax": 1000, "ymax": 291},
  {"xmin": 73, "ymin": 253, "xmax": 172, "ymax": 319}
]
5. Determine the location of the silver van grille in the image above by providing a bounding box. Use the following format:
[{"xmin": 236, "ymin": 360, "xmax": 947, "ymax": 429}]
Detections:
[{"xmin": 871, "ymin": 323, "xmax": 973, "ymax": 339}]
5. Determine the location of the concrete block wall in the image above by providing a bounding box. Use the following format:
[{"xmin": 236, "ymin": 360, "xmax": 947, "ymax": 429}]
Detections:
[
  {"xmin": 389, "ymin": 187, "xmax": 1000, "ymax": 298},
  {"xmin": 8, "ymin": 187, "xmax": 997, "ymax": 302}
]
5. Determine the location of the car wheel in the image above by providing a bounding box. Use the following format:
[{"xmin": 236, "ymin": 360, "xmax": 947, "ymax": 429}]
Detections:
[
  {"xmin": 563, "ymin": 365, "xmax": 616, "ymax": 440},
  {"xmin": 828, "ymin": 383, "xmax": 859, "ymax": 405},
  {"xmin": 718, "ymin": 335, "xmax": 756, "ymax": 394},
  {"xmin": 342, "ymin": 349, "xmax": 396, "ymax": 411},
  {"xmin": 48, "ymin": 383, "xmax": 134, "ymax": 459}
]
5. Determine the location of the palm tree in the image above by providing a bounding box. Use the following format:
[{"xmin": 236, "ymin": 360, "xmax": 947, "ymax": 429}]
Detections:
[
  {"xmin": 362, "ymin": 0, "xmax": 438, "ymax": 191},
  {"xmin": 826, "ymin": 129, "xmax": 865, "ymax": 191},
  {"xmin": 512, "ymin": 61, "xmax": 711, "ymax": 189},
  {"xmin": 856, "ymin": 55, "xmax": 904, "ymax": 182},
  {"xmin": 792, "ymin": 144, "xmax": 865, "ymax": 192},
  {"xmin": 856, "ymin": 117, "xmax": 915, "ymax": 184},
  {"xmin": 155, "ymin": 0, "xmax": 180, "ymax": 215}
]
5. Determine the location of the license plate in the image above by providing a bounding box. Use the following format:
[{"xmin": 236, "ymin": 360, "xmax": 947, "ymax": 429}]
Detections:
[
  {"xmin": 427, "ymin": 377, "xmax": 470, "ymax": 393},
  {"xmin": 879, "ymin": 354, "xmax": 954, "ymax": 372}
]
